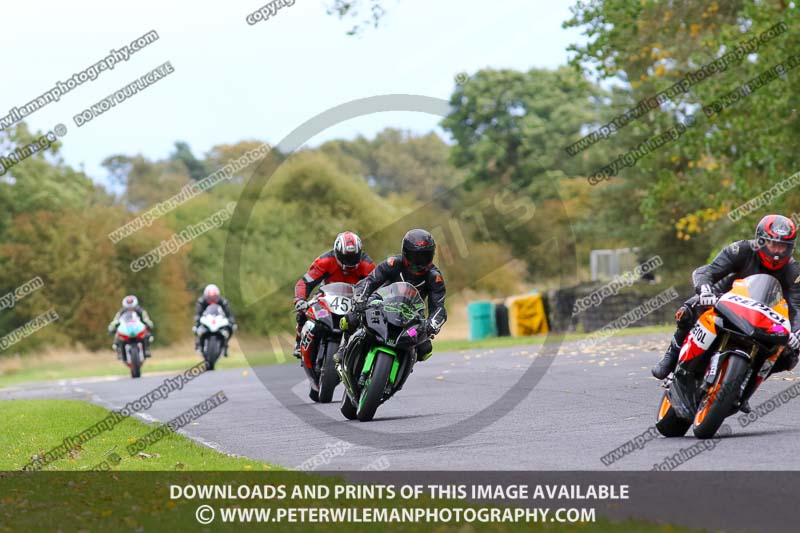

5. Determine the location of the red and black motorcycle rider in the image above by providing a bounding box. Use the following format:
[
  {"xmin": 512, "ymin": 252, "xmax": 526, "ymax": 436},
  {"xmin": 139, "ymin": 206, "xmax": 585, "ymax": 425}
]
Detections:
[
  {"xmin": 292, "ymin": 231, "xmax": 375, "ymax": 357},
  {"xmin": 340, "ymin": 228, "xmax": 447, "ymax": 364},
  {"xmin": 652, "ymin": 214, "xmax": 800, "ymax": 411}
]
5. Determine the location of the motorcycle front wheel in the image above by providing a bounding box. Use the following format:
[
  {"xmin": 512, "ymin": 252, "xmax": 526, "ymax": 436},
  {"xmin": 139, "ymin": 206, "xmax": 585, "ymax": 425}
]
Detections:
[
  {"xmin": 128, "ymin": 344, "xmax": 142, "ymax": 379},
  {"xmin": 356, "ymin": 351, "xmax": 393, "ymax": 422},
  {"xmin": 692, "ymin": 355, "xmax": 748, "ymax": 439},
  {"xmin": 204, "ymin": 336, "xmax": 222, "ymax": 371}
]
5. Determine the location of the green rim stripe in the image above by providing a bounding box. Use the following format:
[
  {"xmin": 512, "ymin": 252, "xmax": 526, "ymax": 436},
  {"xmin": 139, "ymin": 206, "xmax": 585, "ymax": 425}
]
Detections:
[
  {"xmin": 389, "ymin": 357, "xmax": 400, "ymax": 384},
  {"xmin": 361, "ymin": 345, "xmax": 397, "ymax": 375}
]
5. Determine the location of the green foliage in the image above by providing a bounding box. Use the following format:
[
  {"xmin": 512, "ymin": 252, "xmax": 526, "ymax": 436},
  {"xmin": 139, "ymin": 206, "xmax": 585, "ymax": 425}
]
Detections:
[
  {"xmin": 319, "ymin": 128, "xmax": 463, "ymax": 203},
  {"xmin": 171, "ymin": 141, "xmax": 209, "ymax": 182},
  {"xmin": 564, "ymin": 0, "xmax": 800, "ymax": 272},
  {"xmin": 440, "ymin": 67, "xmax": 605, "ymax": 277}
]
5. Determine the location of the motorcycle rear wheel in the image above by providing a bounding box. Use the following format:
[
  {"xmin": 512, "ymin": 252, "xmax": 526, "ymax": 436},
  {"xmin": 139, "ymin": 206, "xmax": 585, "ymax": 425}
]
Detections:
[
  {"xmin": 318, "ymin": 342, "xmax": 340, "ymax": 403},
  {"xmin": 340, "ymin": 390, "xmax": 357, "ymax": 420},
  {"xmin": 655, "ymin": 391, "xmax": 691, "ymax": 437}
]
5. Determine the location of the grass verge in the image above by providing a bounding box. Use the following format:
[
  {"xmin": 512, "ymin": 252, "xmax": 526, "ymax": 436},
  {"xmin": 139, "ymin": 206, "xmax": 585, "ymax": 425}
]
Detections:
[
  {"xmin": 0, "ymin": 343, "xmax": 285, "ymax": 388},
  {"xmin": 0, "ymin": 399, "xmax": 280, "ymax": 471}
]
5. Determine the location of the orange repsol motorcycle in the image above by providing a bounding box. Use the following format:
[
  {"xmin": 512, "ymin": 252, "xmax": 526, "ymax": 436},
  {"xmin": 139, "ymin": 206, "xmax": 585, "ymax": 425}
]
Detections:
[{"xmin": 656, "ymin": 274, "xmax": 791, "ymax": 439}]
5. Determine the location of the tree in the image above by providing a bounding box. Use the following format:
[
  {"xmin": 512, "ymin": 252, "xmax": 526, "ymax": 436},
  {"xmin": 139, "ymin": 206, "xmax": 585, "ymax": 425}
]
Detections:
[
  {"xmin": 319, "ymin": 128, "xmax": 463, "ymax": 203},
  {"xmin": 101, "ymin": 154, "xmax": 191, "ymax": 211},
  {"xmin": 441, "ymin": 67, "xmax": 606, "ymax": 276},
  {"xmin": 564, "ymin": 0, "xmax": 799, "ymax": 273},
  {"xmin": 171, "ymin": 141, "xmax": 209, "ymax": 181}
]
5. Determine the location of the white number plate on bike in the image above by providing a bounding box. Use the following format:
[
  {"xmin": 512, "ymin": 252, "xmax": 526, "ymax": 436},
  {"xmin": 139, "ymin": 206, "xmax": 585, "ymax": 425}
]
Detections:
[{"xmin": 324, "ymin": 296, "xmax": 352, "ymax": 314}]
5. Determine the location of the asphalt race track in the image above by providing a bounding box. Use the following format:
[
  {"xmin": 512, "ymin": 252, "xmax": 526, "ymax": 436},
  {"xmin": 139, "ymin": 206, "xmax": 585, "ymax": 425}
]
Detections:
[{"xmin": 4, "ymin": 332, "xmax": 800, "ymax": 471}]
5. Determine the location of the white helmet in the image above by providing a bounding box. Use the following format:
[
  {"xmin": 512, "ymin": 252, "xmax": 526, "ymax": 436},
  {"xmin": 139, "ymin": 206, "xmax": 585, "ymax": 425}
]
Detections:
[
  {"xmin": 204, "ymin": 284, "xmax": 220, "ymax": 303},
  {"xmin": 122, "ymin": 295, "xmax": 138, "ymax": 309}
]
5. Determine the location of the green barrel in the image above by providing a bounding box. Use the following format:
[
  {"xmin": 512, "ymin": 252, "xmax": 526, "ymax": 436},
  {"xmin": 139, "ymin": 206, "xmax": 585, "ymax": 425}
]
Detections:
[{"xmin": 467, "ymin": 301, "xmax": 497, "ymax": 340}]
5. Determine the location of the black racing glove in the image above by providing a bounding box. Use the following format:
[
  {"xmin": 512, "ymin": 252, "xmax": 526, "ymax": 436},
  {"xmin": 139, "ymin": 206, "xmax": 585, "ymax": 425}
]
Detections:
[{"xmin": 353, "ymin": 298, "xmax": 367, "ymax": 314}]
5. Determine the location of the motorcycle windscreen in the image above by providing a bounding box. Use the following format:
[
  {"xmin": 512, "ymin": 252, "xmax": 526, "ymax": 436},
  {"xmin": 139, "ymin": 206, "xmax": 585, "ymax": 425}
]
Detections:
[
  {"xmin": 716, "ymin": 275, "xmax": 789, "ymax": 344},
  {"xmin": 319, "ymin": 282, "xmax": 354, "ymax": 298},
  {"xmin": 119, "ymin": 310, "xmax": 145, "ymax": 336},
  {"xmin": 375, "ymin": 282, "xmax": 426, "ymax": 327},
  {"xmin": 739, "ymin": 274, "xmax": 784, "ymax": 307},
  {"xmin": 203, "ymin": 304, "xmax": 224, "ymax": 316}
]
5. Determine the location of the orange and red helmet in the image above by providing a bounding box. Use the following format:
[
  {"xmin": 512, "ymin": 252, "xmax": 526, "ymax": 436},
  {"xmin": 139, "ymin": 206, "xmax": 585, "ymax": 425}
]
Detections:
[
  {"xmin": 755, "ymin": 214, "xmax": 797, "ymax": 270},
  {"xmin": 333, "ymin": 231, "xmax": 363, "ymax": 272}
]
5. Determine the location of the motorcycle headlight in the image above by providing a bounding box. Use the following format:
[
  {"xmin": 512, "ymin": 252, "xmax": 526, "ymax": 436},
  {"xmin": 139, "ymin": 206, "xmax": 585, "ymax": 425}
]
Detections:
[{"xmin": 222, "ymin": 329, "xmax": 230, "ymax": 338}]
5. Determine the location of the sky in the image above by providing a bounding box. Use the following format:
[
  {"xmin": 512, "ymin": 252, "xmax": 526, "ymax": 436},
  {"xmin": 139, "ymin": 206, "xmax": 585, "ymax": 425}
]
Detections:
[{"xmin": 1, "ymin": 0, "xmax": 585, "ymax": 186}]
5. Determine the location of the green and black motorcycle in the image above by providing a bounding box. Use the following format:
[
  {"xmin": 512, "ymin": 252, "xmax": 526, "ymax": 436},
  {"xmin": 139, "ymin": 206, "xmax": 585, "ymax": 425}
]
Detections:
[{"xmin": 337, "ymin": 282, "xmax": 428, "ymax": 422}]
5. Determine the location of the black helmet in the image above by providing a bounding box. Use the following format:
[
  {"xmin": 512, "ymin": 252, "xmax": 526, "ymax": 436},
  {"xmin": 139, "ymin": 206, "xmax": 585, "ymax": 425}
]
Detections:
[
  {"xmin": 754, "ymin": 214, "xmax": 797, "ymax": 270},
  {"xmin": 401, "ymin": 229, "xmax": 435, "ymax": 275}
]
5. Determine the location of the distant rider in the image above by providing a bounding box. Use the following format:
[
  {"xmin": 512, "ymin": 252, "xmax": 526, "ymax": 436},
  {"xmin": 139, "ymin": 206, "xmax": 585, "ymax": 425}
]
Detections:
[
  {"xmin": 292, "ymin": 231, "xmax": 375, "ymax": 357},
  {"xmin": 652, "ymin": 215, "xmax": 800, "ymax": 409},
  {"xmin": 193, "ymin": 284, "xmax": 237, "ymax": 356},
  {"xmin": 341, "ymin": 228, "xmax": 447, "ymax": 364},
  {"xmin": 108, "ymin": 295, "xmax": 155, "ymax": 359}
]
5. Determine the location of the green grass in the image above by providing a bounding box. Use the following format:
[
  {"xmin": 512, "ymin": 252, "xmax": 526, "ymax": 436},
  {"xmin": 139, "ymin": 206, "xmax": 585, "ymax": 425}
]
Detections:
[
  {"xmin": 0, "ymin": 399, "xmax": 281, "ymax": 471},
  {"xmin": 0, "ymin": 350, "xmax": 285, "ymax": 388},
  {"xmin": 0, "ymin": 326, "xmax": 673, "ymax": 389}
]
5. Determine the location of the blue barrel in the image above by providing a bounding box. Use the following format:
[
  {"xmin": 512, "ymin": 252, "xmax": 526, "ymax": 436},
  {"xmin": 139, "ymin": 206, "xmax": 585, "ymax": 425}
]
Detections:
[{"xmin": 468, "ymin": 301, "xmax": 497, "ymax": 340}]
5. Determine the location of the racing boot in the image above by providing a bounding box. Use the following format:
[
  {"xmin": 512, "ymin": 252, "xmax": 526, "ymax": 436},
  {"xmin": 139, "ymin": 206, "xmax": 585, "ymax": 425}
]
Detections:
[
  {"xmin": 415, "ymin": 339, "xmax": 433, "ymax": 363},
  {"xmin": 416, "ymin": 347, "xmax": 433, "ymax": 362},
  {"xmin": 293, "ymin": 336, "xmax": 302, "ymax": 359},
  {"xmin": 652, "ymin": 339, "xmax": 680, "ymax": 379},
  {"xmin": 738, "ymin": 399, "xmax": 752, "ymax": 414}
]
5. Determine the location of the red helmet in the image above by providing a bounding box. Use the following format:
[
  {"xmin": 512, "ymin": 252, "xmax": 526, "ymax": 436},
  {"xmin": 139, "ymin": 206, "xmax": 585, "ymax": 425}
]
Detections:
[
  {"xmin": 754, "ymin": 214, "xmax": 797, "ymax": 270},
  {"xmin": 333, "ymin": 231, "xmax": 363, "ymax": 272},
  {"xmin": 204, "ymin": 284, "xmax": 220, "ymax": 303}
]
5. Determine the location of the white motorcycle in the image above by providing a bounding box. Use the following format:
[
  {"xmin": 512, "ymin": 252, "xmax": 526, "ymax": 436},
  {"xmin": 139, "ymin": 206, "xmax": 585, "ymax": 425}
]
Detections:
[
  {"xmin": 195, "ymin": 304, "xmax": 233, "ymax": 370},
  {"xmin": 298, "ymin": 282, "xmax": 354, "ymax": 402}
]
